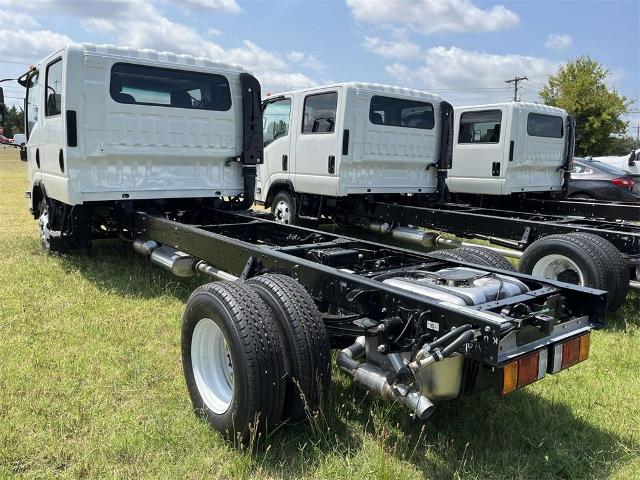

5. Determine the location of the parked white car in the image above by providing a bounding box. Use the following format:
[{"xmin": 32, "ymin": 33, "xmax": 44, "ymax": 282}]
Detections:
[
  {"xmin": 12, "ymin": 133, "xmax": 26, "ymax": 146},
  {"xmin": 593, "ymin": 149, "xmax": 639, "ymax": 176}
]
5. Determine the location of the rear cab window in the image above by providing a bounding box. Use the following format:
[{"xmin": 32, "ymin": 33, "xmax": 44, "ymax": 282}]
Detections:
[
  {"xmin": 110, "ymin": 63, "xmax": 231, "ymax": 111},
  {"xmin": 458, "ymin": 110, "xmax": 502, "ymax": 143},
  {"xmin": 369, "ymin": 95, "xmax": 434, "ymax": 129},
  {"xmin": 302, "ymin": 92, "xmax": 337, "ymax": 134},
  {"xmin": 527, "ymin": 113, "xmax": 563, "ymax": 138}
]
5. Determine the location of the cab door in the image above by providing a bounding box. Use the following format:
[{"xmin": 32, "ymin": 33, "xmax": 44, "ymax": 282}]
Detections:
[
  {"xmin": 449, "ymin": 107, "xmax": 508, "ymax": 195},
  {"xmin": 40, "ymin": 56, "xmax": 67, "ymax": 199},
  {"xmin": 292, "ymin": 88, "xmax": 340, "ymax": 196},
  {"xmin": 260, "ymin": 96, "xmax": 292, "ymax": 200}
]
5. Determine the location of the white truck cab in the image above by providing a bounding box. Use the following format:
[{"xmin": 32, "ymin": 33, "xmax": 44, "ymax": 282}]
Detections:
[
  {"xmin": 447, "ymin": 102, "xmax": 574, "ymax": 196},
  {"xmin": 255, "ymin": 83, "xmax": 452, "ymax": 222},
  {"xmin": 16, "ymin": 43, "xmax": 262, "ymax": 251}
]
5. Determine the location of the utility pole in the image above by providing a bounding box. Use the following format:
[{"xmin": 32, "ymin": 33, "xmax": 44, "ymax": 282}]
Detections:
[{"xmin": 505, "ymin": 76, "xmax": 528, "ymax": 102}]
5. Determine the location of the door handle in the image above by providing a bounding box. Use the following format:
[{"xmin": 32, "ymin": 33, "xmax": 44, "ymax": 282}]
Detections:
[
  {"xmin": 282, "ymin": 154, "xmax": 288, "ymax": 171},
  {"xmin": 492, "ymin": 162, "xmax": 501, "ymax": 176},
  {"xmin": 328, "ymin": 155, "xmax": 335, "ymax": 174}
]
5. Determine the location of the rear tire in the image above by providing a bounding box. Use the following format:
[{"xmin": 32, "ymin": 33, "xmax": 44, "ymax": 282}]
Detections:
[
  {"xmin": 246, "ymin": 274, "xmax": 331, "ymax": 422},
  {"xmin": 429, "ymin": 246, "xmax": 514, "ymax": 271},
  {"xmin": 519, "ymin": 234, "xmax": 620, "ymax": 311},
  {"xmin": 454, "ymin": 246, "xmax": 515, "ymax": 271},
  {"xmin": 182, "ymin": 281, "xmax": 286, "ymax": 442},
  {"xmin": 566, "ymin": 233, "xmax": 629, "ymax": 311},
  {"xmin": 271, "ymin": 190, "xmax": 297, "ymax": 225}
]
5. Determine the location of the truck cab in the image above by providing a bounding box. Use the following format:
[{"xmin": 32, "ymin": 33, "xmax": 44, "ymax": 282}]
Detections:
[
  {"xmin": 447, "ymin": 102, "xmax": 573, "ymax": 196},
  {"xmin": 256, "ymin": 83, "xmax": 451, "ymax": 219},
  {"xmin": 16, "ymin": 43, "xmax": 262, "ymax": 251}
]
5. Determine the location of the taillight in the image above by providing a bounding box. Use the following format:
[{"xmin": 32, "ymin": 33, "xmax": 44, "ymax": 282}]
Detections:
[
  {"xmin": 501, "ymin": 332, "xmax": 590, "ymax": 395},
  {"xmin": 501, "ymin": 349, "xmax": 548, "ymax": 395},
  {"xmin": 611, "ymin": 177, "xmax": 634, "ymax": 190},
  {"xmin": 548, "ymin": 332, "xmax": 591, "ymax": 374}
]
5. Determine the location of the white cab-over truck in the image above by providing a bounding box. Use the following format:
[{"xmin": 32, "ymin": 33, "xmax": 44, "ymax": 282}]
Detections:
[
  {"xmin": 2, "ymin": 45, "xmax": 606, "ymax": 443},
  {"xmin": 448, "ymin": 102, "xmax": 573, "ymax": 196},
  {"xmin": 255, "ymin": 85, "xmax": 573, "ymax": 222},
  {"xmin": 256, "ymin": 83, "xmax": 453, "ymax": 223},
  {"xmin": 17, "ymin": 44, "xmax": 261, "ymax": 250}
]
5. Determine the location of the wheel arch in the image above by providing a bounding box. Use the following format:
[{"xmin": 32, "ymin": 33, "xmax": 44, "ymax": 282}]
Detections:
[{"xmin": 265, "ymin": 180, "xmax": 294, "ymax": 208}]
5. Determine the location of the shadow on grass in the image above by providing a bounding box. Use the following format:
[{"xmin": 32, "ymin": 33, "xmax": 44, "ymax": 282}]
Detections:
[{"xmin": 255, "ymin": 381, "xmax": 637, "ymax": 479}]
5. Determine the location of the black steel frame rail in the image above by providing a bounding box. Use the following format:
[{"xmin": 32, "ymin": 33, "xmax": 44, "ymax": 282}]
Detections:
[
  {"xmin": 345, "ymin": 200, "xmax": 640, "ymax": 254},
  {"xmin": 134, "ymin": 210, "xmax": 605, "ymax": 366},
  {"xmin": 513, "ymin": 198, "xmax": 640, "ymax": 222}
]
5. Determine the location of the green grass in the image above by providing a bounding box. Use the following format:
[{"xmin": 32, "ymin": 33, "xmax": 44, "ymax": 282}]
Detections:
[{"xmin": 0, "ymin": 147, "xmax": 638, "ymax": 479}]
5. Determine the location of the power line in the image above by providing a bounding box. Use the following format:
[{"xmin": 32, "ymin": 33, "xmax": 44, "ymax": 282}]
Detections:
[{"xmin": 505, "ymin": 76, "xmax": 528, "ymax": 102}]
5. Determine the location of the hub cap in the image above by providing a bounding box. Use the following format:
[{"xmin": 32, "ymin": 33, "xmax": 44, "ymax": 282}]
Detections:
[
  {"xmin": 191, "ymin": 318, "xmax": 234, "ymax": 414},
  {"xmin": 273, "ymin": 199, "xmax": 292, "ymax": 224},
  {"xmin": 532, "ymin": 254, "xmax": 584, "ymax": 285}
]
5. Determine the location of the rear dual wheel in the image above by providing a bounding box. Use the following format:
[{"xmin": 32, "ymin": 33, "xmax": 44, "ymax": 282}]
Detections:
[
  {"xmin": 429, "ymin": 245, "xmax": 515, "ymax": 272},
  {"xmin": 519, "ymin": 233, "xmax": 629, "ymax": 312},
  {"xmin": 182, "ymin": 276, "xmax": 330, "ymax": 441}
]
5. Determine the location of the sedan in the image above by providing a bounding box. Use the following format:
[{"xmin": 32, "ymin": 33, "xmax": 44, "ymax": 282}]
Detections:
[{"xmin": 567, "ymin": 158, "xmax": 639, "ymax": 202}]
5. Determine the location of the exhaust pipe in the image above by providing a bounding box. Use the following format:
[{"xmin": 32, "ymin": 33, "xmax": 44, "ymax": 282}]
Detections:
[
  {"xmin": 337, "ymin": 336, "xmax": 435, "ymax": 420},
  {"xmin": 365, "ymin": 221, "xmax": 436, "ymax": 247},
  {"xmin": 133, "ymin": 238, "xmax": 238, "ymax": 281}
]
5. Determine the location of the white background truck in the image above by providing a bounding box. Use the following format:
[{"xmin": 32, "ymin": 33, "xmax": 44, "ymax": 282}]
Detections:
[
  {"xmin": 255, "ymin": 83, "xmax": 453, "ymax": 223},
  {"xmin": 2, "ymin": 45, "xmax": 606, "ymax": 443},
  {"xmin": 447, "ymin": 102, "xmax": 573, "ymax": 196}
]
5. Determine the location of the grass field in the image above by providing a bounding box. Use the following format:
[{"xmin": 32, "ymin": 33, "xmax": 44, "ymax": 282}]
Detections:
[{"xmin": 0, "ymin": 147, "xmax": 639, "ymax": 479}]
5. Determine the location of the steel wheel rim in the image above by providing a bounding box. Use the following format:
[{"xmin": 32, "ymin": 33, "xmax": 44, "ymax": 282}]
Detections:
[
  {"xmin": 274, "ymin": 199, "xmax": 292, "ymax": 224},
  {"xmin": 38, "ymin": 204, "xmax": 50, "ymax": 250},
  {"xmin": 532, "ymin": 254, "xmax": 585, "ymax": 285},
  {"xmin": 191, "ymin": 318, "xmax": 234, "ymax": 414}
]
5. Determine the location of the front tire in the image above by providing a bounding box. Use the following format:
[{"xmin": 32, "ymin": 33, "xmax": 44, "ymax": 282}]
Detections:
[
  {"xmin": 182, "ymin": 281, "xmax": 286, "ymax": 442},
  {"xmin": 271, "ymin": 190, "xmax": 296, "ymax": 225},
  {"xmin": 38, "ymin": 198, "xmax": 68, "ymax": 253}
]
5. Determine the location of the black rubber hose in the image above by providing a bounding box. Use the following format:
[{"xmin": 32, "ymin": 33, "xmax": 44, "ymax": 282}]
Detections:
[
  {"xmin": 428, "ymin": 324, "xmax": 472, "ymax": 351},
  {"xmin": 441, "ymin": 330, "xmax": 476, "ymax": 358},
  {"xmin": 337, "ymin": 340, "xmax": 365, "ymax": 374}
]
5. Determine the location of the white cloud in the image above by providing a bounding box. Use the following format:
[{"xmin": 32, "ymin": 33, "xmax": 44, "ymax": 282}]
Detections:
[
  {"xmin": 346, "ymin": 0, "xmax": 519, "ymax": 34},
  {"xmin": 363, "ymin": 36, "xmax": 421, "ymax": 59},
  {"xmin": 0, "ymin": 10, "xmax": 40, "ymax": 29},
  {"xmin": 166, "ymin": 0, "xmax": 240, "ymax": 14},
  {"xmin": 545, "ymin": 33, "xmax": 573, "ymax": 51},
  {"xmin": 286, "ymin": 51, "xmax": 328, "ymax": 73},
  {"xmin": 0, "ymin": 0, "xmax": 321, "ymax": 91},
  {"xmin": 0, "ymin": 29, "xmax": 74, "ymax": 59},
  {"xmin": 385, "ymin": 46, "xmax": 560, "ymax": 103}
]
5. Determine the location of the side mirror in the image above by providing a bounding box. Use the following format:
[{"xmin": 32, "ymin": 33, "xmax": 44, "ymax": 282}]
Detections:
[{"xmin": 628, "ymin": 150, "xmax": 636, "ymax": 167}]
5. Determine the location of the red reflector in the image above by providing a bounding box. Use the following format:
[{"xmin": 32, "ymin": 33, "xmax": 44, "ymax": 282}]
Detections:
[
  {"xmin": 611, "ymin": 177, "xmax": 634, "ymax": 190},
  {"xmin": 517, "ymin": 352, "xmax": 539, "ymax": 388},
  {"xmin": 562, "ymin": 337, "xmax": 581, "ymax": 369}
]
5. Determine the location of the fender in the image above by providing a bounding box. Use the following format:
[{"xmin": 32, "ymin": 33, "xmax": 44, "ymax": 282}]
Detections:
[{"xmin": 265, "ymin": 179, "xmax": 295, "ymax": 205}]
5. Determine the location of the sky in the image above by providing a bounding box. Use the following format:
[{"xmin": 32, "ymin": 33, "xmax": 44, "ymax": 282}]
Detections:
[{"xmin": 1, "ymin": 0, "xmax": 638, "ymax": 135}]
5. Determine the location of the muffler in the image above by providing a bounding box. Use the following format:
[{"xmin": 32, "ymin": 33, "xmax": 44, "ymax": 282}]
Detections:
[
  {"xmin": 337, "ymin": 336, "xmax": 435, "ymax": 420},
  {"xmin": 133, "ymin": 238, "xmax": 237, "ymax": 281}
]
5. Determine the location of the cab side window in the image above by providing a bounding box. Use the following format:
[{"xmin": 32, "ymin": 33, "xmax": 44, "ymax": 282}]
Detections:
[
  {"xmin": 302, "ymin": 92, "xmax": 337, "ymax": 134},
  {"xmin": 458, "ymin": 110, "xmax": 502, "ymax": 144},
  {"xmin": 263, "ymin": 98, "xmax": 291, "ymax": 146},
  {"xmin": 45, "ymin": 59, "xmax": 63, "ymax": 117}
]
